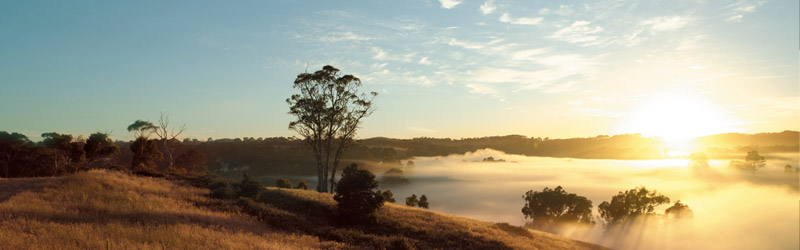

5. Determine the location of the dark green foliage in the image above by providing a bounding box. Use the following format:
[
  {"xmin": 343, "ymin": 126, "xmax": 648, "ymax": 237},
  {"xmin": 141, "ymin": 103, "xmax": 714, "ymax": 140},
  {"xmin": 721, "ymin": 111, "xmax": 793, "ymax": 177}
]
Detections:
[
  {"xmin": 381, "ymin": 168, "xmax": 410, "ymax": 186},
  {"xmin": 130, "ymin": 137, "xmax": 162, "ymax": 172},
  {"xmin": 41, "ymin": 132, "xmax": 86, "ymax": 175},
  {"xmin": 665, "ymin": 201, "xmax": 693, "ymax": 220},
  {"xmin": 598, "ymin": 186, "xmax": 670, "ymax": 225},
  {"xmin": 521, "ymin": 186, "xmax": 594, "ymax": 230},
  {"xmin": 333, "ymin": 164, "xmax": 384, "ymax": 224},
  {"xmin": 175, "ymin": 149, "xmax": 208, "ymax": 175},
  {"xmin": 84, "ymin": 132, "xmax": 120, "ymax": 166},
  {"xmin": 405, "ymin": 194, "xmax": 418, "ymax": 207},
  {"xmin": 381, "ymin": 190, "xmax": 396, "ymax": 203},
  {"xmin": 296, "ymin": 180, "xmax": 309, "ymax": 190},
  {"xmin": 210, "ymin": 181, "xmax": 237, "ymax": 199},
  {"xmin": 276, "ymin": 178, "xmax": 292, "ymax": 189},
  {"xmin": 238, "ymin": 174, "xmax": 263, "ymax": 200},
  {"xmin": 418, "ymin": 195, "xmax": 429, "ymax": 209},
  {"xmin": 0, "ymin": 131, "xmax": 31, "ymax": 178}
]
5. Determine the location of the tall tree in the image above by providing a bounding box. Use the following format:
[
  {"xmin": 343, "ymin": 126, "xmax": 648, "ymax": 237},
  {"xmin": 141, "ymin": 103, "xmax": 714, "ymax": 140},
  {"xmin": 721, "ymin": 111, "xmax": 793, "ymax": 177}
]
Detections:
[
  {"xmin": 286, "ymin": 65, "xmax": 377, "ymax": 193},
  {"xmin": 598, "ymin": 186, "xmax": 670, "ymax": 225},
  {"xmin": 84, "ymin": 132, "xmax": 120, "ymax": 168},
  {"xmin": 0, "ymin": 131, "xmax": 30, "ymax": 178}
]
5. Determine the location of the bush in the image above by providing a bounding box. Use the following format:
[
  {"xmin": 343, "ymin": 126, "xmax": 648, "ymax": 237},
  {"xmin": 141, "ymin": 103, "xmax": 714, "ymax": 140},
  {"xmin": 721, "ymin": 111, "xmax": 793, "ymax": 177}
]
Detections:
[
  {"xmin": 405, "ymin": 194, "xmax": 418, "ymax": 207},
  {"xmin": 418, "ymin": 195, "xmax": 429, "ymax": 209},
  {"xmin": 238, "ymin": 174, "xmax": 263, "ymax": 200},
  {"xmin": 296, "ymin": 180, "xmax": 309, "ymax": 190},
  {"xmin": 381, "ymin": 190, "xmax": 396, "ymax": 203},
  {"xmin": 276, "ymin": 178, "xmax": 292, "ymax": 189},
  {"xmin": 333, "ymin": 164, "xmax": 384, "ymax": 224},
  {"xmin": 210, "ymin": 181, "xmax": 237, "ymax": 199}
]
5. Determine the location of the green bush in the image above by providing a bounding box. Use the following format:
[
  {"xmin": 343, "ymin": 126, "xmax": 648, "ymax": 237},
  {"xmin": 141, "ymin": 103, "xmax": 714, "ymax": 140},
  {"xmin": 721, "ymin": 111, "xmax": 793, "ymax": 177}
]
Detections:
[
  {"xmin": 276, "ymin": 178, "xmax": 292, "ymax": 189},
  {"xmin": 333, "ymin": 164, "xmax": 384, "ymax": 224},
  {"xmin": 296, "ymin": 180, "xmax": 309, "ymax": 190},
  {"xmin": 418, "ymin": 195, "xmax": 429, "ymax": 209},
  {"xmin": 238, "ymin": 174, "xmax": 263, "ymax": 200},
  {"xmin": 381, "ymin": 190, "xmax": 396, "ymax": 203},
  {"xmin": 210, "ymin": 181, "xmax": 237, "ymax": 199},
  {"xmin": 405, "ymin": 194, "xmax": 418, "ymax": 207}
]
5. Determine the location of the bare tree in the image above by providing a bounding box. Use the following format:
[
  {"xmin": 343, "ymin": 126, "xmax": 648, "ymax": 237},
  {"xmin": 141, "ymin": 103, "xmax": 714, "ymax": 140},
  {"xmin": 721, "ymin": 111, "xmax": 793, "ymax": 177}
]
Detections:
[
  {"xmin": 287, "ymin": 65, "xmax": 376, "ymax": 193},
  {"xmin": 153, "ymin": 112, "xmax": 186, "ymax": 168}
]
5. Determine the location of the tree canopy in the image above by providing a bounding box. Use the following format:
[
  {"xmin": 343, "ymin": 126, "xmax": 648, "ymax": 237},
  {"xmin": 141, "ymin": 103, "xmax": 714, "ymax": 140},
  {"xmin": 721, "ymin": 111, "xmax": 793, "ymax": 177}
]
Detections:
[
  {"xmin": 521, "ymin": 186, "xmax": 594, "ymax": 230},
  {"xmin": 598, "ymin": 186, "xmax": 670, "ymax": 225},
  {"xmin": 333, "ymin": 164, "xmax": 384, "ymax": 224}
]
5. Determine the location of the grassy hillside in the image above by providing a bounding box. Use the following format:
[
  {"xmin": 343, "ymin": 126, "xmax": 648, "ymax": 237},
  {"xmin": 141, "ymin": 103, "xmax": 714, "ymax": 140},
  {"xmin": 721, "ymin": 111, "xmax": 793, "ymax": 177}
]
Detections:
[{"xmin": 0, "ymin": 171, "xmax": 608, "ymax": 250}]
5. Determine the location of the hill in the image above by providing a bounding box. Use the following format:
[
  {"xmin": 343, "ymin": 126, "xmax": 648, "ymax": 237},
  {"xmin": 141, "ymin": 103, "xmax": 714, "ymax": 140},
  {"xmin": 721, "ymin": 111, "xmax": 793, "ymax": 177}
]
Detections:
[{"xmin": 0, "ymin": 170, "xmax": 609, "ymax": 250}]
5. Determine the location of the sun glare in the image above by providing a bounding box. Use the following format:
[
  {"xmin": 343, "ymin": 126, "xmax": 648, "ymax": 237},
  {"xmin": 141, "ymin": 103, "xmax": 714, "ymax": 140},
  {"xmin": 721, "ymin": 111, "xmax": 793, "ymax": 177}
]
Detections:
[{"xmin": 621, "ymin": 93, "xmax": 734, "ymax": 152}]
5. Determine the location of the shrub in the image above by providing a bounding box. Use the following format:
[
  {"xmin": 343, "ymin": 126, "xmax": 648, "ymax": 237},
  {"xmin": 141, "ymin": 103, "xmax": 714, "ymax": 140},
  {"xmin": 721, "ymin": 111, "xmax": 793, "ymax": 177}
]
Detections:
[
  {"xmin": 381, "ymin": 190, "xmax": 396, "ymax": 203},
  {"xmin": 333, "ymin": 164, "xmax": 384, "ymax": 224},
  {"xmin": 210, "ymin": 181, "xmax": 237, "ymax": 199},
  {"xmin": 238, "ymin": 174, "xmax": 263, "ymax": 200},
  {"xmin": 418, "ymin": 195, "xmax": 429, "ymax": 209},
  {"xmin": 276, "ymin": 178, "xmax": 292, "ymax": 189},
  {"xmin": 296, "ymin": 180, "xmax": 309, "ymax": 190},
  {"xmin": 405, "ymin": 194, "xmax": 418, "ymax": 207}
]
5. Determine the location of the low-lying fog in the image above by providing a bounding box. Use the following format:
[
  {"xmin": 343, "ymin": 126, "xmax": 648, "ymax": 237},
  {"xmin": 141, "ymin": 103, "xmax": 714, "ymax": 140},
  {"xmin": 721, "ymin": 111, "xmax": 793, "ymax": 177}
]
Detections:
[{"xmin": 382, "ymin": 149, "xmax": 799, "ymax": 250}]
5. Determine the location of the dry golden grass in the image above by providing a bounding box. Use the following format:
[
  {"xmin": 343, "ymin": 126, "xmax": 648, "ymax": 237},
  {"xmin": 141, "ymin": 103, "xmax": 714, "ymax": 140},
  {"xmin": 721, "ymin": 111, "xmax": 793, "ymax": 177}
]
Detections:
[{"xmin": 0, "ymin": 170, "xmax": 343, "ymax": 250}]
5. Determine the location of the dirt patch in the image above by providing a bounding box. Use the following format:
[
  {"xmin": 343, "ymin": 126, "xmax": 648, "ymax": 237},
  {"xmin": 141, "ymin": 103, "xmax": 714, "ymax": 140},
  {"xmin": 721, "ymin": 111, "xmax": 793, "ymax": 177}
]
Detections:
[{"xmin": 0, "ymin": 177, "xmax": 55, "ymax": 202}]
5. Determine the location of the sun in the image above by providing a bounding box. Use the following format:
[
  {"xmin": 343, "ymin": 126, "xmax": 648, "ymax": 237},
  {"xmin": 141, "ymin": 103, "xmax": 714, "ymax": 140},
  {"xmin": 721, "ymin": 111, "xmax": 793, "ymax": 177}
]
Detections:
[{"xmin": 620, "ymin": 93, "xmax": 735, "ymax": 154}]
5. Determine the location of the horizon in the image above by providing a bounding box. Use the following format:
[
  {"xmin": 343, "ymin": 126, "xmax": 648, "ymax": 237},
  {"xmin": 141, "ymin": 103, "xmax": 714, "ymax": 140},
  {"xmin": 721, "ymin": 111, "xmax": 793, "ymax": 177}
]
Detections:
[{"xmin": 2, "ymin": 1, "xmax": 798, "ymax": 143}]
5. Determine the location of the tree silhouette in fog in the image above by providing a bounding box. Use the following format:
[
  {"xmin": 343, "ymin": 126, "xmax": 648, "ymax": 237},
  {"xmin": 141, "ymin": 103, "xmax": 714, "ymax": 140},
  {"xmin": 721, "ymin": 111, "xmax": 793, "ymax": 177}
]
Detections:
[
  {"xmin": 418, "ymin": 195, "xmax": 429, "ymax": 209},
  {"xmin": 380, "ymin": 168, "xmax": 410, "ymax": 186},
  {"xmin": 287, "ymin": 65, "xmax": 377, "ymax": 193},
  {"xmin": 729, "ymin": 150, "xmax": 766, "ymax": 173},
  {"xmin": 688, "ymin": 152, "xmax": 709, "ymax": 168},
  {"xmin": 665, "ymin": 201, "xmax": 693, "ymax": 220},
  {"xmin": 598, "ymin": 186, "xmax": 670, "ymax": 225},
  {"xmin": 405, "ymin": 194, "xmax": 419, "ymax": 207},
  {"xmin": 381, "ymin": 189, "xmax": 396, "ymax": 203},
  {"xmin": 521, "ymin": 186, "xmax": 594, "ymax": 230},
  {"xmin": 333, "ymin": 164, "xmax": 384, "ymax": 224}
]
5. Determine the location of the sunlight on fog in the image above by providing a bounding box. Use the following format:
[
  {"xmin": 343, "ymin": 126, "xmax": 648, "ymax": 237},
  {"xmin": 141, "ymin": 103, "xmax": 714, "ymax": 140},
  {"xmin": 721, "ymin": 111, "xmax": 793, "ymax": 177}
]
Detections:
[{"xmin": 383, "ymin": 149, "xmax": 799, "ymax": 250}]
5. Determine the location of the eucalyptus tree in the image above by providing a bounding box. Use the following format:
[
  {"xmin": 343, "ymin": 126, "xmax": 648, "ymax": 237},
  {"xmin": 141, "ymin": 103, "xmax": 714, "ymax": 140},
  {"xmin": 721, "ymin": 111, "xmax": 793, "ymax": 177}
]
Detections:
[{"xmin": 287, "ymin": 65, "xmax": 377, "ymax": 193}]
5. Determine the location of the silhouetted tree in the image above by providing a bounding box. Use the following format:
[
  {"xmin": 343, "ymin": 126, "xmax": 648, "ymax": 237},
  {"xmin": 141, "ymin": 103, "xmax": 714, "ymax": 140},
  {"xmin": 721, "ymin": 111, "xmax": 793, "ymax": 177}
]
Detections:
[
  {"xmin": 296, "ymin": 180, "xmax": 309, "ymax": 190},
  {"xmin": 598, "ymin": 186, "xmax": 670, "ymax": 225},
  {"xmin": 405, "ymin": 160, "xmax": 416, "ymax": 171},
  {"xmin": 276, "ymin": 178, "xmax": 292, "ymax": 189},
  {"xmin": 381, "ymin": 189, "xmax": 396, "ymax": 203},
  {"xmin": 127, "ymin": 120, "xmax": 156, "ymax": 139},
  {"xmin": 729, "ymin": 150, "xmax": 766, "ymax": 173},
  {"xmin": 418, "ymin": 194, "xmax": 429, "ymax": 209},
  {"xmin": 688, "ymin": 152, "xmax": 709, "ymax": 168},
  {"xmin": 785, "ymin": 164, "xmax": 795, "ymax": 174},
  {"xmin": 333, "ymin": 164, "xmax": 384, "ymax": 224},
  {"xmin": 380, "ymin": 168, "xmax": 410, "ymax": 186},
  {"xmin": 0, "ymin": 131, "xmax": 30, "ymax": 178},
  {"xmin": 238, "ymin": 173, "xmax": 263, "ymax": 200},
  {"xmin": 130, "ymin": 137, "xmax": 162, "ymax": 173},
  {"xmin": 405, "ymin": 194, "xmax": 419, "ymax": 207},
  {"xmin": 84, "ymin": 132, "xmax": 120, "ymax": 168},
  {"xmin": 521, "ymin": 186, "xmax": 594, "ymax": 230},
  {"xmin": 41, "ymin": 132, "xmax": 85, "ymax": 175},
  {"xmin": 287, "ymin": 65, "xmax": 377, "ymax": 193},
  {"xmin": 665, "ymin": 201, "xmax": 693, "ymax": 220},
  {"xmin": 154, "ymin": 113, "xmax": 187, "ymax": 168}
]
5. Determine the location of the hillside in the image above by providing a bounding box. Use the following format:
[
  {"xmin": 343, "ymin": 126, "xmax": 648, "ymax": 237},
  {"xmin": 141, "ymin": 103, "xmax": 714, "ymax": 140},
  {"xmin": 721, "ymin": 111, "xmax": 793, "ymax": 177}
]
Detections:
[{"xmin": 0, "ymin": 171, "xmax": 609, "ymax": 250}]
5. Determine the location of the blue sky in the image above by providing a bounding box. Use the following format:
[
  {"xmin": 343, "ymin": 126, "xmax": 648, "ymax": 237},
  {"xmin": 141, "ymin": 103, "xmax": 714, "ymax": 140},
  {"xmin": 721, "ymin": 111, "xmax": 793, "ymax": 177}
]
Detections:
[{"xmin": 1, "ymin": 0, "xmax": 797, "ymax": 141}]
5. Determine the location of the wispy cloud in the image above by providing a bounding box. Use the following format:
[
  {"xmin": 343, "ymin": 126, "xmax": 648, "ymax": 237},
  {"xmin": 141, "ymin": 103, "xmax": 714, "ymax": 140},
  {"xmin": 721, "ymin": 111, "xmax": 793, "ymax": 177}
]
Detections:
[
  {"xmin": 538, "ymin": 5, "xmax": 573, "ymax": 16},
  {"xmin": 317, "ymin": 31, "xmax": 373, "ymax": 42},
  {"xmin": 499, "ymin": 13, "xmax": 543, "ymax": 25},
  {"xmin": 641, "ymin": 16, "xmax": 693, "ymax": 32},
  {"xmin": 479, "ymin": 0, "xmax": 496, "ymax": 15},
  {"xmin": 550, "ymin": 21, "xmax": 605, "ymax": 45},
  {"xmin": 439, "ymin": 0, "xmax": 462, "ymax": 9},
  {"xmin": 725, "ymin": 0, "xmax": 766, "ymax": 22}
]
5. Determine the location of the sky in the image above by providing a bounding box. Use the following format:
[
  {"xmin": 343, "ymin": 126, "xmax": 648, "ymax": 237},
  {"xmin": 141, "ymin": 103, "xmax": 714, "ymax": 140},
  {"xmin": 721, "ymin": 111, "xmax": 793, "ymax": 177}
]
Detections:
[{"xmin": 1, "ymin": 0, "xmax": 798, "ymax": 141}]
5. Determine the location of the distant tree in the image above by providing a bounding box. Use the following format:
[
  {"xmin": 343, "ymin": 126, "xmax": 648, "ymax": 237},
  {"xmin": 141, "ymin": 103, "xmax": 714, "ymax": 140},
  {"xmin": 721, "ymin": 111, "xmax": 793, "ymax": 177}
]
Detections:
[
  {"xmin": 521, "ymin": 186, "xmax": 594, "ymax": 230},
  {"xmin": 84, "ymin": 132, "xmax": 120, "ymax": 168},
  {"xmin": 276, "ymin": 178, "xmax": 292, "ymax": 189},
  {"xmin": 0, "ymin": 131, "xmax": 30, "ymax": 178},
  {"xmin": 174, "ymin": 149, "xmax": 207, "ymax": 175},
  {"xmin": 130, "ymin": 137, "xmax": 162, "ymax": 173},
  {"xmin": 405, "ymin": 194, "xmax": 419, "ymax": 207},
  {"xmin": 238, "ymin": 173, "xmax": 263, "ymax": 200},
  {"xmin": 598, "ymin": 186, "xmax": 670, "ymax": 225},
  {"xmin": 418, "ymin": 194, "xmax": 429, "ymax": 209},
  {"xmin": 665, "ymin": 201, "xmax": 694, "ymax": 220},
  {"xmin": 405, "ymin": 160, "xmax": 416, "ymax": 171},
  {"xmin": 688, "ymin": 153, "xmax": 709, "ymax": 168},
  {"xmin": 127, "ymin": 120, "xmax": 156, "ymax": 139},
  {"xmin": 729, "ymin": 150, "xmax": 766, "ymax": 173},
  {"xmin": 41, "ymin": 132, "xmax": 85, "ymax": 175},
  {"xmin": 287, "ymin": 65, "xmax": 377, "ymax": 193},
  {"xmin": 333, "ymin": 164, "xmax": 384, "ymax": 224},
  {"xmin": 785, "ymin": 164, "xmax": 794, "ymax": 174},
  {"xmin": 296, "ymin": 180, "xmax": 309, "ymax": 190},
  {"xmin": 153, "ymin": 113, "xmax": 187, "ymax": 168},
  {"xmin": 210, "ymin": 181, "xmax": 237, "ymax": 199},
  {"xmin": 381, "ymin": 189, "xmax": 396, "ymax": 203},
  {"xmin": 380, "ymin": 168, "xmax": 410, "ymax": 186}
]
